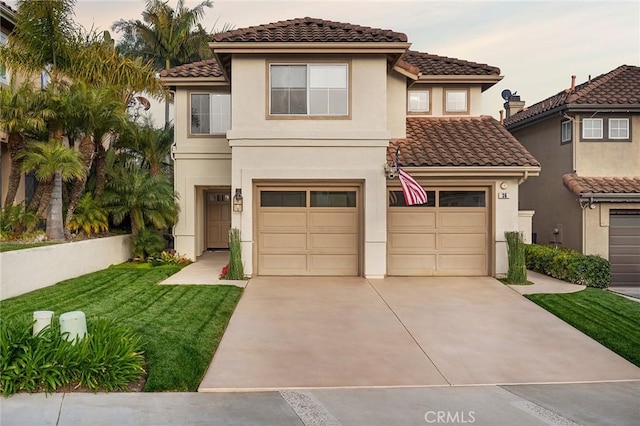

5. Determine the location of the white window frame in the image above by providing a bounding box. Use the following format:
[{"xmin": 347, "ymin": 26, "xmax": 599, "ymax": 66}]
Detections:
[
  {"xmin": 189, "ymin": 93, "xmax": 231, "ymax": 136},
  {"xmin": 408, "ymin": 90, "xmax": 430, "ymax": 113},
  {"xmin": 582, "ymin": 118, "xmax": 603, "ymax": 139},
  {"xmin": 608, "ymin": 118, "xmax": 629, "ymax": 139},
  {"xmin": 0, "ymin": 33, "xmax": 8, "ymax": 84},
  {"xmin": 561, "ymin": 120, "xmax": 572, "ymax": 143},
  {"xmin": 445, "ymin": 89, "xmax": 468, "ymax": 113},
  {"xmin": 269, "ymin": 63, "xmax": 349, "ymax": 116}
]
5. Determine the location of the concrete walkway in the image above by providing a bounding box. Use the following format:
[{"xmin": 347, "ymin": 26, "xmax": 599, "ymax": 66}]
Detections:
[
  {"xmin": 200, "ymin": 276, "xmax": 640, "ymax": 391},
  {"xmin": 159, "ymin": 250, "xmax": 247, "ymax": 288},
  {"xmin": 3, "ymin": 381, "xmax": 639, "ymax": 425},
  {"xmin": 508, "ymin": 270, "xmax": 586, "ymax": 295}
]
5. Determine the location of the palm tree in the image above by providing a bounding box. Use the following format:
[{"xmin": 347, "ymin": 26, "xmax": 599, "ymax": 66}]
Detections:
[
  {"xmin": 112, "ymin": 0, "xmax": 216, "ymax": 123},
  {"xmin": 103, "ymin": 164, "xmax": 178, "ymax": 236},
  {"xmin": 63, "ymin": 82, "xmax": 127, "ymax": 235},
  {"xmin": 0, "ymin": 81, "xmax": 52, "ymax": 207},
  {"xmin": 18, "ymin": 141, "xmax": 86, "ymax": 240},
  {"xmin": 116, "ymin": 118, "xmax": 174, "ymax": 176}
]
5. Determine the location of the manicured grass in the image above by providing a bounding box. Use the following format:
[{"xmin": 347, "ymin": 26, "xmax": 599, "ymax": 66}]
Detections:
[
  {"xmin": 527, "ymin": 289, "xmax": 640, "ymax": 367},
  {"xmin": 0, "ymin": 264, "xmax": 243, "ymax": 391},
  {"xmin": 0, "ymin": 241, "xmax": 62, "ymax": 252}
]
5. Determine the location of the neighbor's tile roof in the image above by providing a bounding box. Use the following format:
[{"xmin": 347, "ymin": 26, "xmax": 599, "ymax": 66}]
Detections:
[
  {"xmin": 562, "ymin": 173, "xmax": 640, "ymax": 195},
  {"xmin": 159, "ymin": 59, "xmax": 224, "ymax": 78},
  {"xmin": 389, "ymin": 116, "xmax": 539, "ymax": 167},
  {"xmin": 505, "ymin": 65, "xmax": 640, "ymax": 127},
  {"xmin": 212, "ymin": 17, "xmax": 408, "ymax": 43},
  {"xmin": 401, "ymin": 50, "xmax": 500, "ymax": 76}
]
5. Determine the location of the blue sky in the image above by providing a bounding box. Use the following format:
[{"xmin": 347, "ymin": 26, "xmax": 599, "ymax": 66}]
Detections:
[{"xmin": 7, "ymin": 0, "xmax": 640, "ymax": 119}]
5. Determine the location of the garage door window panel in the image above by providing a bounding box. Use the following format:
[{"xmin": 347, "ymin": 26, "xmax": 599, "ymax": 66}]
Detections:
[
  {"xmin": 439, "ymin": 191, "xmax": 485, "ymax": 207},
  {"xmin": 310, "ymin": 191, "xmax": 356, "ymax": 207},
  {"xmin": 260, "ymin": 191, "xmax": 306, "ymax": 207},
  {"xmin": 389, "ymin": 190, "xmax": 436, "ymax": 207}
]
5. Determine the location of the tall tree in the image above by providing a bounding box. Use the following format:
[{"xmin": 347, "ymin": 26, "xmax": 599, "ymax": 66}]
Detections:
[
  {"xmin": 112, "ymin": 0, "xmax": 216, "ymax": 123},
  {"xmin": 19, "ymin": 141, "xmax": 86, "ymax": 240},
  {"xmin": 0, "ymin": 81, "xmax": 52, "ymax": 207},
  {"xmin": 116, "ymin": 118, "xmax": 174, "ymax": 176}
]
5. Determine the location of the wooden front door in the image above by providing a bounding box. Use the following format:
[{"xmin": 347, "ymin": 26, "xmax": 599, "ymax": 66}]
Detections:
[{"xmin": 207, "ymin": 192, "xmax": 231, "ymax": 249}]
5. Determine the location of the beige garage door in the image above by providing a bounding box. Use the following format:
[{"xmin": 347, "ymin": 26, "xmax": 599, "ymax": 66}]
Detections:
[
  {"xmin": 609, "ymin": 210, "xmax": 640, "ymax": 286},
  {"xmin": 388, "ymin": 188, "xmax": 489, "ymax": 276},
  {"xmin": 257, "ymin": 186, "xmax": 359, "ymax": 276}
]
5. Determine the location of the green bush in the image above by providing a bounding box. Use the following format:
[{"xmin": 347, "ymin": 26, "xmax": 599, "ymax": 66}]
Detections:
[
  {"xmin": 0, "ymin": 316, "xmax": 145, "ymax": 396},
  {"xmin": 132, "ymin": 228, "xmax": 165, "ymax": 260},
  {"xmin": 0, "ymin": 203, "xmax": 39, "ymax": 239},
  {"xmin": 147, "ymin": 250, "xmax": 192, "ymax": 266},
  {"xmin": 505, "ymin": 231, "xmax": 527, "ymax": 284},
  {"xmin": 227, "ymin": 228, "xmax": 244, "ymax": 280},
  {"xmin": 525, "ymin": 244, "xmax": 610, "ymax": 288}
]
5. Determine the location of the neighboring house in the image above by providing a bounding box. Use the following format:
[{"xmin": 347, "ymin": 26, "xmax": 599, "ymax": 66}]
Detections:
[
  {"xmin": 160, "ymin": 17, "xmax": 540, "ymax": 278},
  {"xmin": 504, "ymin": 65, "xmax": 640, "ymax": 287}
]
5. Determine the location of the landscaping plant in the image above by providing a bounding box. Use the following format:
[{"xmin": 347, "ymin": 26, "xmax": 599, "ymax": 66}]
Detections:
[
  {"xmin": 148, "ymin": 250, "xmax": 192, "ymax": 266},
  {"xmin": 227, "ymin": 228, "xmax": 244, "ymax": 280},
  {"xmin": 66, "ymin": 193, "xmax": 109, "ymax": 236},
  {"xmin": 525, "ymin": 244, "xmax": 610, "ymax": 288},
  {"xmin": 132, "ymin": 228, "xmax": 166, "ymax": 260},
  {"xmin": 505, "ymin": 231, "xmax": 527, "ymax": 284}
]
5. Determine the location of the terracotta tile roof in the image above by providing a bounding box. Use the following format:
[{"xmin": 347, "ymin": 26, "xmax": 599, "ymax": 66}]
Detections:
[
  {"xmin": 505, "ymin": 65, "xmax": 640, "ymax": 127},
  {"xmin": 401, "ymin": 50, "xmax": 500, "ymax": 76},
  {"xmin": 159, "ymin": 59, "xmax": 224, "ymax": 78},
  {"xmin": 389, "ymin": 116, "xmax": 539, "ymax": 167},
  {"xmin": 562, "ymin": 173, "xmax": 640, "ymax": 195},
  {"xmin": 212, "ymin": 17, "xmax": 408, "ymax": 43}
]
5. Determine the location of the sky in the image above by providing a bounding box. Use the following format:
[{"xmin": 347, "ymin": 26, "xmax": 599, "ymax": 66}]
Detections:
[{"xmin": 6, "ymin": 0, "xmax": 640, "ymax": 121}]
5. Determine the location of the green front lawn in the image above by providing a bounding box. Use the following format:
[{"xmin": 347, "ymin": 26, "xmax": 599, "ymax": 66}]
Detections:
[
  {"xmin": 527, "ymin": 289, "xmax": 640, "ymax": 367},
  {"xmin": 0, "ymin": 264, "xmax": 242, "ymax": 391},
  {"xmin": 0, "ymin": 241, "xmax": 62, "ymax": 252}
]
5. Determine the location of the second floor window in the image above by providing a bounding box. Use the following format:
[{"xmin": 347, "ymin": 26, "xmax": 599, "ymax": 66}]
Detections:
[
  {"xmin": 270, "ymin": 64, "xmax": 348, "ymax": 116},
  {"xmin": 445, "ymin": 89, "xmax": 468, "ymax": 113},
  {"xmin": 609, "ymin": 118, "xmax": 629, "ymax": 139},
  {"xmin": 561, "ymin": 120, "xmax": 572, "ymax": 143},
  {"xmin": 190, "ymin": 93, "xmax": 231, "ymax": 135},
  {"xmin": 408, "ymin": 90, "xmax": 430, "ymax": 113},
  {"xmin": 582, "ymin": 118, "xmax": 603, "ymax": 139}
]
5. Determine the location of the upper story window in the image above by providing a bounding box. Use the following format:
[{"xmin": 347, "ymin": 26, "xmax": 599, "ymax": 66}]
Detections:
[
  {"xmin": 0, "ymin": 33, "xmax": 8, "ymax": 84},
  {"xmin": 581, "ymin": 117, "xmax": 631, "ymax": 142},
  {"xmin": 408, "ymin": 90, "xmax": 430, "ymax": 113},
  {"xmin": 190, "ymin": 93, "xmax": 231, "ymax": 135},
  {"xmin": 444, "ymin": 89, "xmax": 468, "ymax": 113},
  {"xmin": 269, "ymin": 63, "xmax": 348, "ymax": 116},
  {"xmin": 561, "ymin": 120, "xmax": 572, "ymax": 144},
  {"xmin": 582, "ymin": 118, "xmax": 603, "ymax": 139},
  {"xmin": 609, "ymin": 118, "xmax": 629, "ymax": 139}
]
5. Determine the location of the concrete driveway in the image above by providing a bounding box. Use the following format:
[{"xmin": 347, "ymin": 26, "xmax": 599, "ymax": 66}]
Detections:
[{"xmin": 199, "ymin": 277, "xmax": 640, "ymax": 391}]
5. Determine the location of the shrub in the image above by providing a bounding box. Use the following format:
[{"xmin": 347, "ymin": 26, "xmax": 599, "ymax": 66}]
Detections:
[
  {"xmin": 67, "ymin": 194, "xmax": 109, "ymax": 236},
  {"xmin": 525, "ymin": 244, "xmax": 610, "ymax": 288},
  {"xmin": 505, "ymin": 231, "xmax": 527, "ymax": 284},
  {"xmin": 147, "ymin": 250, "xmax": 191, "ymax": 266},
  {"xmin": 219, "ymin": 263, "xmax": 229, "ymax": 279},
  {"xmin": 0, "ymin": 203, "xmax": 39, "ymax": 239},
  {"xmin": 132, "ymin": 228, "xmax": 165, "ymax": 260},
  {"xmin": 0, "ymin": 316, "xmax": 144, "ymax": 396},
  {"xmin": 227, "ymin": 228, "xmax": 244, "ymax": 280}
]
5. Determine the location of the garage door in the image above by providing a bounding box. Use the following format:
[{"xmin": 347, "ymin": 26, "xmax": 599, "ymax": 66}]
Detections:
[
  {"xmin": 388, "ymin": 188, "xmax": 489, "ymax": 276},
  {"xmin": 609, "ymin": 210, "xmax": 640, "ymax": 286},
  {"xmin": 257, "ymin": 186, "xmax": 359, "ymax": 276}
]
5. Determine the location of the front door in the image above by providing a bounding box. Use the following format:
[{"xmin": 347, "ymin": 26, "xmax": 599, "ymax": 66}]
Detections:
[{"xmin": 207, "ymin": 192, "xmax": 231, "ymax": 249}]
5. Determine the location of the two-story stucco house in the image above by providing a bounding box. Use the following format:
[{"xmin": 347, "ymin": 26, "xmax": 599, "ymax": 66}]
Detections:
[
  {"xmin": 505, "ymin": 65, "xmax": 640, "ymax": 287},
  {"xmin": 161, "ymin": 17, "xmax": 540, "ymax": 278}
]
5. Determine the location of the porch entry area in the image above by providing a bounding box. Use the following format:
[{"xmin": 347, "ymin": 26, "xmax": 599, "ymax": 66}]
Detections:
[{"xmin": 206, "ymin": 189, "xmax": 231, "ymax": 250}]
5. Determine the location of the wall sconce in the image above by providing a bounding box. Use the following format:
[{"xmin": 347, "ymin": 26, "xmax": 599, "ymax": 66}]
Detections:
[{"xmin": 233, "ymin": 188, "xmax": 243, "ymax": 213}]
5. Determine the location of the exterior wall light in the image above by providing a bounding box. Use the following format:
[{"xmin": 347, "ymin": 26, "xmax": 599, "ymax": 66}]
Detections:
[{"xmin": 233, "ymin": 188, "xmax": 243, "ymax": 212}]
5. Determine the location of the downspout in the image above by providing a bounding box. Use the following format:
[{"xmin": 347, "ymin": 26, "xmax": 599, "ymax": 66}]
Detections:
[{"xmin": 518, "ymin": 170, "xmax": 529, "ymax": 184}]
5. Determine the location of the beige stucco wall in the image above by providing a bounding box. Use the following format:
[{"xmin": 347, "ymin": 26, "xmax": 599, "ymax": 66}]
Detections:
[
  {"xmin": 387, "ymin": 72, "xmax": 407, "ymax": 139},
  {"xmin": 518, "ymin": 210, "xmax": 535, "ymax": 244},
  {"xmin": 230, "ymin": 143, "xmax": 388, "ymax": 278},
  {"xmin": 493, "ymin": 178, "xmax": 522, "ymax": 277},
  {"xmin": 582, "ymin": 202, "xmax": 640, "ymax": 259},
  {"xmin": 575, "ymin": 114, "xmax": 640, "ymax": 177},
  {"xmin": 514, "ymin": 116, "xmax": 582, "ymax": 250},
  {"xmin": 0, "ymin": 235, "xmax": 132, "ymax": 300}
]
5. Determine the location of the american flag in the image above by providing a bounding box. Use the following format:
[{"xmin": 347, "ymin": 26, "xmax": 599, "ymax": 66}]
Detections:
[{"xmin": 395, "ymin": 148, "xmax": 428, "ymax": 206}]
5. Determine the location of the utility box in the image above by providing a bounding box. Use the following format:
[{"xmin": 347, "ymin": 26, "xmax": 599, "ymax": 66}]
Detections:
[
  {"xmin": 33, "ymin": 311, "xmax": 54, "ymax": 336},
  {"xmin": 59, "ymin": 311, "xmax": 87, "ymax": 343}
]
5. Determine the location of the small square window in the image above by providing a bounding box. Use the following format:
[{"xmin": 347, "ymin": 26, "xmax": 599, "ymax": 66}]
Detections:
[
  {"xmin": 445, "ymin": 90, "xmax": 468, "ymax": 113},
  {"xmin": 190, "ymin": 93, "xmax": 231, "ymax": 135},
  {"xmin": 408, "ymin": 90, "xmax": 429, "ymax": 112},
  {"xmin": 561, "ymin": 120, "xmax": 572, "ymax": 143},
  {"xmin": 609, "ymin": 118, "xmax": 629, "ymax": 139},
  {"xmin": 582, "ymin": 118, "xmax": 603, "ymax": 139}
]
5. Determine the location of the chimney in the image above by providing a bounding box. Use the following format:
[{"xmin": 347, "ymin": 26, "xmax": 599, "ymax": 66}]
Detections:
[
  {"xmin": 503, "ymin": 94, "xmax": 526, "ymax": 119},
  {"xmin": 570, "ymin": 75, "xmax": 576, "ymax": 91}
]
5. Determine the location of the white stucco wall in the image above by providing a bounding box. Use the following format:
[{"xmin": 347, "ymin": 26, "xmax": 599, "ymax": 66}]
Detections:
[
  {"xmin": 494, "ymin": 178, "xmax": 522, "ymax": 277},
  {"xmin": 0, "ymin": 235, "xmax": 132, "ymax": 300}
]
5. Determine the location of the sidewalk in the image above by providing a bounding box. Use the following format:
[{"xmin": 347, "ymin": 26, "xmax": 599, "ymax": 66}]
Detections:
[
  {"xmin": 158, "ymin": 250, "xmax": 247, "ymax": 288},
  {"xmin": 2, "ymin": 382, "xmax": 639, "ymax": 425},
  {"xmin": 507, "ymin": 270, "xmax": 586, "ymax": 295}
]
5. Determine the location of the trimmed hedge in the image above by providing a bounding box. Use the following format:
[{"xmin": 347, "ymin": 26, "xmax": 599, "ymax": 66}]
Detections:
[{"xmin": 524, "ymin": 244, "xmax": 610, "ymax": 288}]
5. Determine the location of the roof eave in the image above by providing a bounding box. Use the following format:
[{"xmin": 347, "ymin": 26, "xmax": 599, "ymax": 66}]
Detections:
[
  {"xmin": 576, "ymin": 193, "xmax": 640, "ymax": 202},
  {"xmin": 159, "ymin": 77, "xmax": 229, "ymax": 87},
  {"xmin": 416, "ymin": 74, "xmax": 503, "ymax": 92},
  {"xmin": 400, "ymin": 165, "xmax": 541, "ymax": 179},
  {"xmin": 506, "ymin": 103, "xmax": 640, "ymax": 131},
  {"xmin": 393, "ymin": 65, "xmax": 420, "ymax": 80},
  {"xmin": 505, "ymin": 106, "xmax": 567, "ymax": 131}
]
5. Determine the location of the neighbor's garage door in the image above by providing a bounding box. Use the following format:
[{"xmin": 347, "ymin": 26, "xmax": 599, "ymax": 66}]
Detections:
[
  {"xmin": 257, "ymin": 186, "xmax": 359, "ymax": 276},
  {"xmin": 609, "ymin": 210, "xmax": 640, "ymax": 286},
  {"xmin": 388, "ymin": 188, "xmax": 489, "ymax": 276}
]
